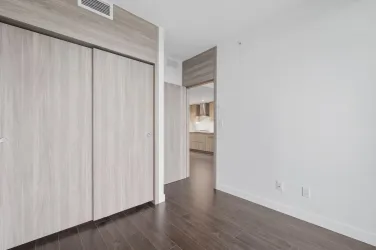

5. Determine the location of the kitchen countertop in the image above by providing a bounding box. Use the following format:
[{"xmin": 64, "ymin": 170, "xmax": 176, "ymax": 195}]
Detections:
[{"xmin": 190, "ymin": 131, "xmax": 214, "ymax": 134}]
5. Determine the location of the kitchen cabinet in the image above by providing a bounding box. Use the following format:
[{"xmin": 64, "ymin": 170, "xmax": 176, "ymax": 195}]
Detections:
[
  {"xmin": 191, "ymin": 141, "xmax": 206, "ymax": 151},
  {"xmin": 190, "ymin": 102, "xmax": 214, "ymax": 122},
  {"xmin": 209, "ymin": 102, "xmax": 214, "ymax": 121},
  {"xmin": 190, "ymin": 133, "xmax": 206, "ymax": 143},
  {"xmin": 190, "ymin": 105, "xmax": 198, "ymax": 123},
  {"xmin": 206, "ymin": 135, "xmax": 215, "ymax": 152},
  {"xmin": 190, "ymin": 132, "xmax": 214, "ymax": 153}
]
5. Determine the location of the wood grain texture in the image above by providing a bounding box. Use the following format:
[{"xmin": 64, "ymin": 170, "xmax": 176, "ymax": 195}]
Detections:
[
  {"xmin": 209, "ymin": 102, "xmax": 214, "ymax": 121},
  {"xmin": 77, "ymin": 222, "xmax": 107, "ymax": 250},
  {"xmin": 11, "ymin": 153, "xmax": 376, "ymax": 250},
  {"xmin": 126, "ymin": 232, "xmax": 158, "ymax": 250},
  {"xmin": 191, "ymin": 142, "xmax": 206, "ymax": 151},
  {"xmin": 95, "ymin": 218, "xmax": 133, "ymax": 250},
  {"xmin": 141, "ymin": 205, "xmax": 206, "ymax": 250},
  {"xmin": 58, "ymin": 228, "xmax": 83, "ymax": 250},
  {"xmin": 164, "ymin": 83, "xmax": 188, "ymax": 184},
  {"xmin": 190, "ymin": 133, "xmax": 207, "ymax": 143},
  {"xmin": 10, "ymin": 242, "xmax": 36, "ymax": 250},
  {"xmin": 0, "ymin": 23, "xmax": 92, "ymax": 250},
  {"xmin": 189, "ymin": 105, "xmax": 198, "ymax": 131},
  {"xmin": 190, "ymin": 133, "xmax": 214, "ymax": 153},
  {"xmin": 155, "ymin": 203, "xmax": 228, "ymax": 250},
  {"xmin": 170, "ymin": 246, "xmax": 183, "ymax": 250},
  {"xmin": 35, "ymin": 234, "xmax": 59, "ymax": 250},
  {"xmin": 206, "ymin": 136, "xmax": 214, "ymax": 153},
  {"xmin": 93, "ymin": 49, "xmax": 154, "ymax": 220},
  {"xmin": 127, "ymin": 207, "xmax": 176, "ymax": 250},
  {"xmin": 0, "ymin": 0, "xmax": 158, "ymax": 63},
  {"xmin": 183, "ymin": 47, "xmax": 217, "ymax": 87}
]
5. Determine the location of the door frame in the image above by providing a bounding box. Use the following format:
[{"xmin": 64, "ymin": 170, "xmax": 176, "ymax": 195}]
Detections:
[{"xmin": 185, "ymin": 79, "xmax": 217, "ymax": 189}]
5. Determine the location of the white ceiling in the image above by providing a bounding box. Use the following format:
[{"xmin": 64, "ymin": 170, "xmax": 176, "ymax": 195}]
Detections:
[
  {"xmin": 188, "ymin": 83, "xmax": 214, "ymax": 105},
  {"xmin": 110, "ymin": 0, "xmax": 310, "ymax": 60}
]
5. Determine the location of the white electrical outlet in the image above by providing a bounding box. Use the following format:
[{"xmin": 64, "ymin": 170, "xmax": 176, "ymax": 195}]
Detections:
[
  {"xmin": 302, "ymin": 187, "xmax": 310, "ymax": 198},
  {"xmin": 275, "ymin": 181, "xmax": 283, "ymax": 192}
]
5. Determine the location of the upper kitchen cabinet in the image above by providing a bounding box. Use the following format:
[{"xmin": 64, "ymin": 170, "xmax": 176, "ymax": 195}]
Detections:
[
  {"xmin": 190, "ymin": 103, "xmax": 214, "ymax": 121},
  {"xmin": 206, "ymin": 135, "xmax": 214, "ymax": 152},
  {"xmin": 190, "ymin": 105, "xmax": 198, "ymax": 123},
  {"xmin": 209, "ymin": 102, "xmax": 214, "ymax": 121}
]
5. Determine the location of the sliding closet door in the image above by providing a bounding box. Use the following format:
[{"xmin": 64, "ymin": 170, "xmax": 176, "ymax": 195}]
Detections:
[
  {"xmin": 0, "ymin": 23, "xmax": 92, "ymax": 249},
  {"xmin": 93, "ymin": 49, "xmax": 154, "ymax": 220},
  {"xmin": 165, "ymin": 83, "xmax": 188, "ymax": 184}
]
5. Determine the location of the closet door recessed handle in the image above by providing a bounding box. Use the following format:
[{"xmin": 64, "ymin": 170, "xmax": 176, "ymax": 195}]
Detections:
[{"xmin": 0, "ymin": 138, "xmax": 7, "ymax": 144}]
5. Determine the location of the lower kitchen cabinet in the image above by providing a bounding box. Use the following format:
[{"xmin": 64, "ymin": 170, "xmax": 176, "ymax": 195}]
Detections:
[
  {"xmin": 191, "ymin": 141, "xmax": 206, "ymax": 151},
  {"xmin": 206, "ymin": 135, "xmax": 214, "ymax": 152},
  {"xmin": 190, "ymin": 133, "xmax": 214, "ymax": 153}
]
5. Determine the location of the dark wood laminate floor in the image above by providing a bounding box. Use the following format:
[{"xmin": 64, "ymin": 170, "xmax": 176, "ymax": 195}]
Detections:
[{"xmin": 12, "ymin": 152, "xmax": 375, "ymax": 250}]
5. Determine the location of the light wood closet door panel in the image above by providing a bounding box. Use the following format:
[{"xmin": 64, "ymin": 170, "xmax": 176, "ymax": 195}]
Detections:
[
  {"xmin": 93, "ymin": 49, "xmax": 154, "ymax": 220},
  {"xmin": 0, "ymin": 23, "xmax": 92, "ymax": 250},
  {"xmin": 165, "ymin": 83, "xmax": 187, "ymax": 184}
]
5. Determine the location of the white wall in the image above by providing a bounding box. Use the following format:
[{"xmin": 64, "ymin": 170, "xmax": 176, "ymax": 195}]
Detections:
[
  {"xmin": 165, "ymin": 56, "xmax": 182, "ymax": 85},
  {"xmin": 216, "ymin": 0, "xmax": 376, "ymax": 246}
]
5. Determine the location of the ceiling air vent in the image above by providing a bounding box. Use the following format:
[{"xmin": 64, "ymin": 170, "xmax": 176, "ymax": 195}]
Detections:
[{"xmin": 78, "ymin": 0, "xmax": 113, "ymax": 20}]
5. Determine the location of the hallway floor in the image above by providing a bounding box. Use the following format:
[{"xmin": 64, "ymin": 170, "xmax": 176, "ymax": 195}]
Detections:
[{"xmin": 12, "ymin": 152, "xmax": 374, "ymax": 250}]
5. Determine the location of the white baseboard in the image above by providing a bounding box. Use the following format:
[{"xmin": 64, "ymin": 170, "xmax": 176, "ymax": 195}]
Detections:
[
  {"xmin": 217, "ymin": 184, "xmax": 376, "ymax": 247},
  {"xmin": 153, "ymin": 193, "xmax": 166, "ymax": 205},
  {"xmin": 165, "ymin": 176, "xmax": 189, "ymax": 185}
]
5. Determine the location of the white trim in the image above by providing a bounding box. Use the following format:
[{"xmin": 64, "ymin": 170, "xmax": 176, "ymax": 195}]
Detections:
[
  {"xmin": 78, "ymin": 0, "xmax": 114, "ymax": 20},
  {"xmin": 153, "ymin": 27, "xmax": 165, "ymax": 205},
  {"xmin": 186, "ymin": 89, "xmax": 190, "ymax": 179},
  {"xmin": 217, "ymin": 184, "xmax": 376, "ymax": 247},
  {"xmin": 153, "ymin": 194, "xmax": 165, "ymax": 205}
]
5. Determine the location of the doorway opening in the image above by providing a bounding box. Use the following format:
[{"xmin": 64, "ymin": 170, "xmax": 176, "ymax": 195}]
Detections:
[
  {"xmin": 164, "ymin": 80, "xmax": 217, "ymax": 191},
  {"xmin": 186, "ymin": 81, "xmax": 216, "ymax": 189}
]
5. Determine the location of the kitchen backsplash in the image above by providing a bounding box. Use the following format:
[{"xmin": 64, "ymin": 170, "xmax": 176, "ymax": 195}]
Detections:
[{"xmin": 190, "ymin": 116, "xmax": 214, "ymax": 132}]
